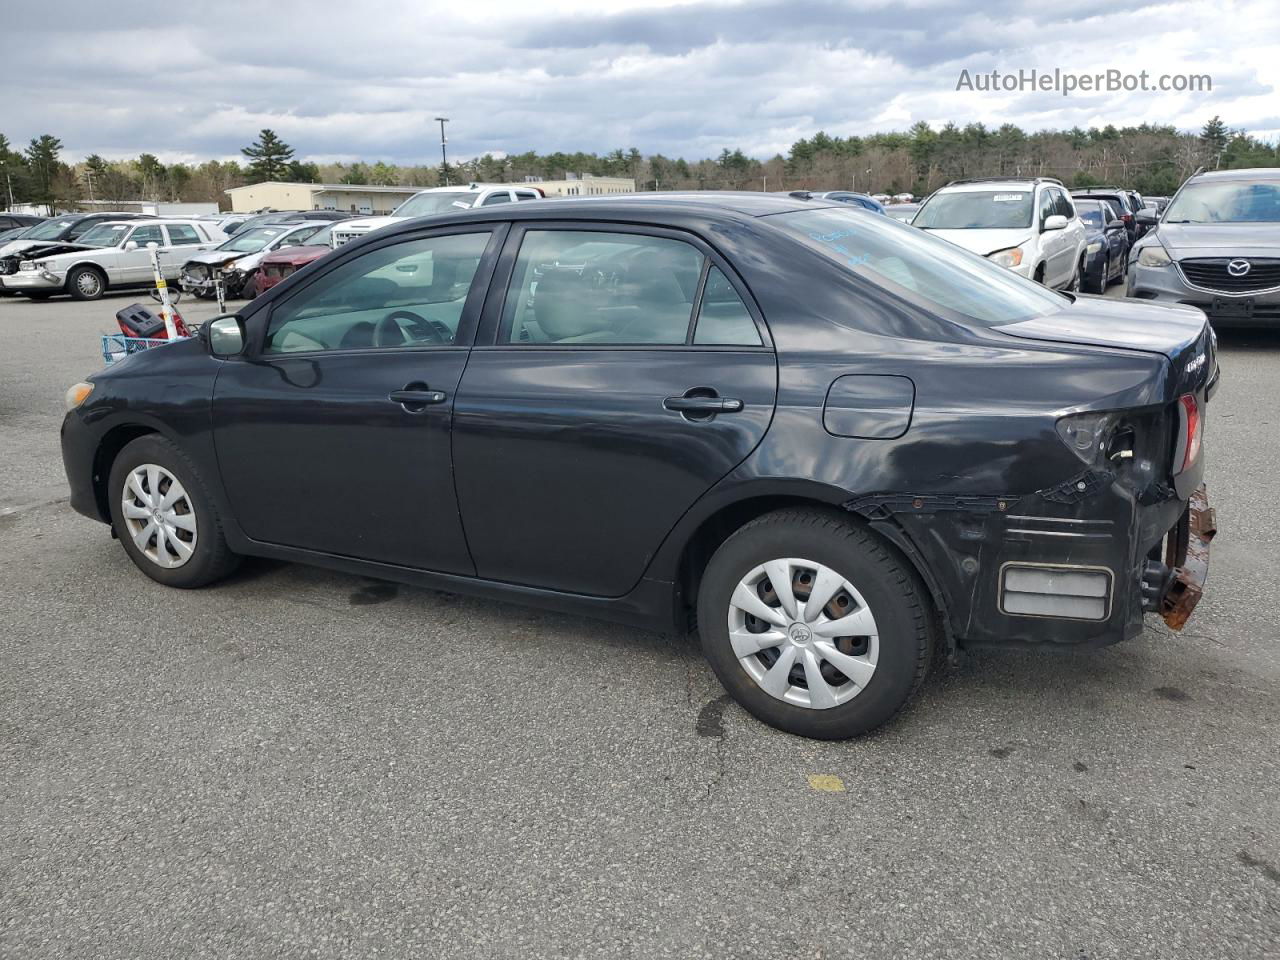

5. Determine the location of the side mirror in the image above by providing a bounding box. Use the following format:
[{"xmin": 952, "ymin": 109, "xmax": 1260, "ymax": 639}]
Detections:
[
  {"xmin": 1042, "ymin": 214, "xmax": 1068, "ymax": 232},
  {"xmin": 1105, "ymin": 219, "xmax": 1125, "ymax": 232},
  {"xmin": 1135, "ymin": 208, "xmax": 1158, "ymax": 225},
  {"xmin": 205, "ymin": 315, "xmax": 246, "ymax": 357},
  {"xmin": 124, "ymin": 240, "xmax": 139, "ymax": 251}
]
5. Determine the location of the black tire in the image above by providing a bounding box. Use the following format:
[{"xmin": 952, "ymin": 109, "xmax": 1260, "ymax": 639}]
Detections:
[
  {"xmin": 67, "ymin": 265, "xmax": 107, "ymax": 301},
  {"xmin": 1085, "ymin": 257, "xmax": 1107, "ymax": 294},
  {"xmin": 107, "ymin": 434, "xmax": 240, "ymax": 588},
  {"xmin": 1033, "ymin": 263, "xmax": 1046, "ymax": 285},
  {"xmin": 696, "ymin": 508, "xmax": 932, "ymax": 739}
]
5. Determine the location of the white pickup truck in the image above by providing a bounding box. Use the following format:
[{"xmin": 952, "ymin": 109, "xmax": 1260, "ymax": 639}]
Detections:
[{"xmin": 330, "ymin": 184, "xmax": 545, "ymax": 248}]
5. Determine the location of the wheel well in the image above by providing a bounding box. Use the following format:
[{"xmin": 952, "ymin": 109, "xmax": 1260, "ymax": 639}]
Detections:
[
  {"xmin": 675, "ymin": 495, "xmax": 947, "ymax": 643},
  {"xmin": 91, "ymin": 425, "xmax": 158, "ymax": 520}
]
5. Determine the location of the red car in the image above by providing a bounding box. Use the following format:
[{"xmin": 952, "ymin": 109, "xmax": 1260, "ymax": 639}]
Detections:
[{"xmin": 254, "ymin": 228, "xmax": 333, "ymax": 294}]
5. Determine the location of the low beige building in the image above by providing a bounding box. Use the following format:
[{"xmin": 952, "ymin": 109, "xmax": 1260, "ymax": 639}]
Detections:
[
  {"xmin": 519, "ymin": 176, "xmax": 635, "ymax": 197},
  {"xmin": 224, "ymin": 182, "xmax": 420, "ymax": 215}
]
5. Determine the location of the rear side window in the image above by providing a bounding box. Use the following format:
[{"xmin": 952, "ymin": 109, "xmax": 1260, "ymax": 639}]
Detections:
[
  {"xmin": 694, "ymin": 266, "xmax": 761, "ymax": 345},
  {"xmin": 263, "ymin": 232, "xmax": 490, "ymax": 353},
  {"xmin": 481, "ymin": 192, "xmax": 512, "ymax": 206},
  {"xmin": 772, "ymin": 207, "xmax": 1066, "ymax": 328},
  {"xmin": 502, "ymin": 231, "xmax": 703, "ymax": 345}
]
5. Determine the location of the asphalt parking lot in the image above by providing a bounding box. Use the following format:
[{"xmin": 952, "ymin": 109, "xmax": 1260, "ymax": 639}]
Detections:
[{"xmin": 2, "ymin": 288, "xmax": 1278, "ymax": 959}]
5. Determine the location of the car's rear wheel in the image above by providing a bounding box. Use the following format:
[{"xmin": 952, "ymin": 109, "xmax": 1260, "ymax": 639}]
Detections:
[
  {"xmin": 107, "ymin": 435, "xmax": 240, "ymax": 588},
  {"xmin": 67, "ymin": 265, "xmax": 106, "ymax": 301},
  {"xmin": 697, "ymin": 508, "xmax": 932, "ymax": 739}
]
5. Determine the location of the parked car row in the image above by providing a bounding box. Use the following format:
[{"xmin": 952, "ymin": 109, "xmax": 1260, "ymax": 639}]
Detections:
[{"xmin": 179, "ymin": 221, "xmax": 334, "ymax": 300}]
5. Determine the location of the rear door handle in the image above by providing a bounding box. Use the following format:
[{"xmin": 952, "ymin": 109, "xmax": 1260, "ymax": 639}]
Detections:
[
  {"xmin": 389, "ymin": 388, "xmax": 447, "ymax": 408},
  {"xmin": 663, "ymin": 396, "xmax": 744, "ymax": 414}
]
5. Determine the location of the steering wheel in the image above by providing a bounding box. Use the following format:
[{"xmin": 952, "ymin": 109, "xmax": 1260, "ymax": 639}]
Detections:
[{"xmin": 372, "ymin": 310, "xmax": 451, "ymax": 347}]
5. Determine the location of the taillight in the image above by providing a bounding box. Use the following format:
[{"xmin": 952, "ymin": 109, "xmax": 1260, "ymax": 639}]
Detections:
[
  {"xmin": 1176, "ymin": 394, "xmax": 1202, "ymax": 472},
  {"xmin": 1122, "ymin": 213, "xmax": 1132, "ymax": 223}
]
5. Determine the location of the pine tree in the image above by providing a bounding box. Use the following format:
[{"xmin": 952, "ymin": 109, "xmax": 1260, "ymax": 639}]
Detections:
[
  {"xmin": 24, "ymin": 135, "xmax": 63, "ymax": 207},
  {"xmin": 241, "ymin": 129, "xmax": 296, "ymax": 181},
  {"xmin": 1200, "ymin": 116, "xmax": 1229, "ymax": 165}
]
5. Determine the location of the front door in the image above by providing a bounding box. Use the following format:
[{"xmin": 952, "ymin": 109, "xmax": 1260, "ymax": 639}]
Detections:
[
  {"xmin": 116, "ymin": 222, "xmax": 167, "ymax": 285},
  {"xmin": 211, "ymin": 227, "xmax": 503, "ymax": 572},
  {"xmin": 452, "ymin": 225, "xmax": 778, "ymax": 597}
]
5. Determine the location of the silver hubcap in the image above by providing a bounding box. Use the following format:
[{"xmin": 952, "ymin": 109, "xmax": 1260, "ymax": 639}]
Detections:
[
  {"xmin": 77, "ymin": 271, "xmax": 101, "ymax": 296},
  {"xmin": 728, "ymin": 558, "xmax": 879, "ymax": 710},
  {"xmin": 120, "ymin": 464, "xmax": 197, "ymax": 568}
]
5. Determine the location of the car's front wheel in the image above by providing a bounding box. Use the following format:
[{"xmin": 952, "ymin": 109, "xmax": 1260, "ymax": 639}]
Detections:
[
  {"xmin": 67, "ymin": 265, "xmax": 107, "ymax": 301},
  {"xmin": 107, "ymin": 434, "xmax": 240, "ymax": 588},
  {"xmin": 697, "ymin": 509, "xmax": 932, "ymax": 739}
]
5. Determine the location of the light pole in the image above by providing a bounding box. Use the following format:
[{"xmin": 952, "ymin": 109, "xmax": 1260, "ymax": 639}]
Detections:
[{"xmin": 435, "ymin": 117, "xmax": 450, "ymax": 185}]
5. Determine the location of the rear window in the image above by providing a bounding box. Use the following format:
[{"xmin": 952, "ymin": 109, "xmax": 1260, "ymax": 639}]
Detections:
[{"xmin": 771, "ymin": 207, "xmax": 1066, "ymax": 327}]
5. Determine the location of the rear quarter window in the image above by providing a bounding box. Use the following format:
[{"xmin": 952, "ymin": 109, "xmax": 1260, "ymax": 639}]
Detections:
[{"xmin": 771, "ymin": 207, "xmax": 1066, "ymax": 327}]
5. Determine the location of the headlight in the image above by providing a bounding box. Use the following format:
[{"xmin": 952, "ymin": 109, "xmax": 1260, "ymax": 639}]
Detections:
[
  {"xmin": 18, "ymin": 260, "xmax": 35, "ymax": 271},
  {"xmin": 987, "ymin": 246, "xmax": 1023, "ymax": 268},
  {"xmin": 1086, "ymin": 241, "xmax": 1102, "ymax": 254},
  {"xmin": 64, "ymin": 381, "xmax": 94, "ymax": 411},
  {"xmin": 1138, "ymin": 245, "xmax": 1172, "ymax": 268}
]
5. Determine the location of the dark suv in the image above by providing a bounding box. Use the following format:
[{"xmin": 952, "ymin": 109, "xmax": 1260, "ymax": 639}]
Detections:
[
  {"xmin": 60, "ymin": 194, "xmax": 1218, "ymax": 739},
  {"xmin": 1072, "ymin": 188, "xmax": 1143, "ymax": 242}
]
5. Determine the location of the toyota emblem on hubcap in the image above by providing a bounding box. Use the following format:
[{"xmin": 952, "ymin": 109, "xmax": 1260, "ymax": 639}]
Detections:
[
  {"xmin": 788, "ymin": 623, "xmax": 813, "ymax": 645},
  {"xmin": 1227, "ymin": 259, "xmax": 1251, "ymax": 277}
]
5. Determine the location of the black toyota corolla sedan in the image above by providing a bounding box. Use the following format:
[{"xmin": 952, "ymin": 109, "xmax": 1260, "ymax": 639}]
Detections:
[{"xmin": 61, "ymin": 193, "xmax": 1219, "ymax": 739}]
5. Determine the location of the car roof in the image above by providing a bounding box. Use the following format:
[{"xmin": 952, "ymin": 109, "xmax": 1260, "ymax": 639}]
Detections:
[
  {"xmin": 1189, "ymin": 167, "xmax": 1280, "ymax": 182},
  {"xmin": 935, "ymin": 180, "xmax": 1044, "ymax": 192},
  {"xmin": 346, "ymin": 192, "xmax": 837, "ymax": 246}
]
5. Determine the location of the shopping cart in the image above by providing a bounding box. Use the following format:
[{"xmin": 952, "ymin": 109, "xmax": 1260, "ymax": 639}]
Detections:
[{"xmin": 100, "ymin": 333, "xmax": 176, "ymax": 365}]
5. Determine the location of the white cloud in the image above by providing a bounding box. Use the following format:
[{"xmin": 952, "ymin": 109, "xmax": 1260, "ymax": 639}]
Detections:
[{"xmin": 1, "ymin": 0, "xmax": 1275, "ymax": 164}]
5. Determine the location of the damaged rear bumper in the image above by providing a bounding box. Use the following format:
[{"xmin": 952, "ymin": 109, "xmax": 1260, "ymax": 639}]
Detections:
[
  {"xmin": 1160, "ymin": 484, "xmax": 1216, "ymax": 630},
  {"xmin": 847, "ymin": 478, "xmax": 1216, "ymax": 650}
]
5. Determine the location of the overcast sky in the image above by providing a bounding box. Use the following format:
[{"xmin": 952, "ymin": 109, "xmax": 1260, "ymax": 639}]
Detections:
[{"xmin": 4, "ymin": 0, "xmax": 1277, "ymax": 165}]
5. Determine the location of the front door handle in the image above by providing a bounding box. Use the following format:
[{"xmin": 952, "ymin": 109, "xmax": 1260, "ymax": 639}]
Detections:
[
  {"xmin": 389, "ymin": 387, "xmax": 447, "ymax": 411},
  {"xmin": 664, "ymin": 396, "xmax": 743, "ymax": 414}
]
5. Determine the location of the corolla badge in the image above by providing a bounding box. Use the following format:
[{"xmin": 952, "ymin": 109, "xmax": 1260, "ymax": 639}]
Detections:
[
  {"xmin": 1227, "ymin": 259, "xmax": 1251, "ymax": 277},
  {"xmin": 1185, "ymin": 352, "xmax": 1207, "ymax": 375}
]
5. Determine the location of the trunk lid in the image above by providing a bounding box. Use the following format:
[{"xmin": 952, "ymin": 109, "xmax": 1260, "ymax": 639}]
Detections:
[{"xmin": 994, "ymin": 295, "xmax": 1216, "ymax": 398}]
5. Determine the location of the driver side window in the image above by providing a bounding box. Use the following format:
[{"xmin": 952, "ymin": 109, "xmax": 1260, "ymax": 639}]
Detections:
[{"xmin": 263, "ymin": 232, "xmax": 491, "ymax": 354}]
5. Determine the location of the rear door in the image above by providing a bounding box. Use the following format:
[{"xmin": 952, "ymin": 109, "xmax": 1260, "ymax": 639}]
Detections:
[
  {"xmin": 451, "ymin": 223, "xmax": 778, "ymax": 597},
  {"xmin": 211, "ymin": 226, "xmax": 505, "ymax": 572}
]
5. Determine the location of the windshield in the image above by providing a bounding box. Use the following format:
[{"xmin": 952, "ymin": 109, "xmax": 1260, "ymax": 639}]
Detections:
[
  {"xmin": 772, "ymin": 207, "xmax": 1066, "ymax": 327},
  {"xmin": 392, "ymin": 192, "xmax": 476, "ymax": 218},
  {"xmin": 218, "ymin": 226, "xmax": 289, "ymax": 253},
  {"xmin": 76, "ymin": 223, "xmax": 132, "ymax": 247},
  {"xmin": 1164, "ymin": 179, "xmax": 1280, "ymax": 223},
  {"xmin": 295, "ymin": 224, "xmax": 332, "ymax": 246},
  {"xmin": 25, "ymin": 217, "xmax": 81, "ymax": 241},
  {"xmin": 1075, "ymin": 203, "xmax": 1106, "ymax": 228},
  {"xmin": 913, "ymin": 190, "xmax": 1034, "ymax": 230}
]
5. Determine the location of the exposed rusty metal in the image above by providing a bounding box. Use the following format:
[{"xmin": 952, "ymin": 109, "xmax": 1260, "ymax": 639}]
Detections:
[{"xmin": 1161, "ymin": 484, "xmax": 1216, "ymax": 630}]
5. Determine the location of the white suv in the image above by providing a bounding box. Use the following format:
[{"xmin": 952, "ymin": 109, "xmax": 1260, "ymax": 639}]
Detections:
[
  {"xmin": 912, "ymin": 178, "xmax": 1088, "ymax": 290},
  {"xmin": 330, "ymin": 184, "xmax": 545, "ymax": 248}
]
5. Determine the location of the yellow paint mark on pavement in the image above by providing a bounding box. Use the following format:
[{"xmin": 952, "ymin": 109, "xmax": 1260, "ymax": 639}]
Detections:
[{"xmin": 807, "ymin": 774, "xmax": 845, "ymax": 792}]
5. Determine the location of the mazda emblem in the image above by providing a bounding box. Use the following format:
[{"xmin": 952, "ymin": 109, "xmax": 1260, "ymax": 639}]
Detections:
[{"xmin": 1227, "ymin": 259, "xmax": 1251, "ymax": 277}]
